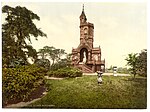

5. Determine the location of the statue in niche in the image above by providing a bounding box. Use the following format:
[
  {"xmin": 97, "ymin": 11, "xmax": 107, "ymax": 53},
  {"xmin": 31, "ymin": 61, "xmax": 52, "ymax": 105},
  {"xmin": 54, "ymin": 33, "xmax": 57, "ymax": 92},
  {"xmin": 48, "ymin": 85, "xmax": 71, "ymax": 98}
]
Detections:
[
  {"xmin": 83, "ymin": 51, "xmax": 87, "ymax": 63},
  {"xmin": 94, "ymin": 55, "xmax": 98, "ymax": 61}
]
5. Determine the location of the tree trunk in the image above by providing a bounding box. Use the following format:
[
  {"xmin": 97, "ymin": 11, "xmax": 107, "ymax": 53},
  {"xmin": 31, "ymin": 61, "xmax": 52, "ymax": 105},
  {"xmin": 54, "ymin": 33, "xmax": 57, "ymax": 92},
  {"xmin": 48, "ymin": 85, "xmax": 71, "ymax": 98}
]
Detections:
[
  {"xmin": 52, "ymin": 60, "xmax": 54, "ymax": 65},
  {"xmin": 134, "ymin": 74, "xmax": 135, "ymax": 79}
]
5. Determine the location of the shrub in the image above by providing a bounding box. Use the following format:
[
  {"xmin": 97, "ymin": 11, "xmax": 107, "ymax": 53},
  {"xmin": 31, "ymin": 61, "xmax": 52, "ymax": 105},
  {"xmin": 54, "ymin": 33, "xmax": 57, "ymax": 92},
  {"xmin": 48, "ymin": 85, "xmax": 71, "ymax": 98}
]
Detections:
[
  {"xmin": 2, "ymin": 64, "xmax": 46, "ymax": 105},
  {"xmin": 47, "ymin": 67, "xmax": 82, "ymax": 78},
  {"xmin": 34, "ymin": 59, "xmax": 50, "ymax": 71}
]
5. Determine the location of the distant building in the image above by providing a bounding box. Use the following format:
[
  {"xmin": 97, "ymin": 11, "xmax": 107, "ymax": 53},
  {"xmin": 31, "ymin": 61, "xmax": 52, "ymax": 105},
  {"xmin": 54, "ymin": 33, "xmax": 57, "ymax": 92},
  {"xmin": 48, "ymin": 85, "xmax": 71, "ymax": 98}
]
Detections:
[{"xmin": 71, "ymin": 5, "xmax": 105, "ymax": 73}]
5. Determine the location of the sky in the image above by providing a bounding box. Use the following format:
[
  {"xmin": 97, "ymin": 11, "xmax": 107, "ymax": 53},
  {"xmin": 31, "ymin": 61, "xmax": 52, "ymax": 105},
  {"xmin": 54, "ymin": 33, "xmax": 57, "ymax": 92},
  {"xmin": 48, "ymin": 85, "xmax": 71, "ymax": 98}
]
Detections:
[{"xmin": 1, "ymin": 2, "xmax": 147, "ymax": 68}]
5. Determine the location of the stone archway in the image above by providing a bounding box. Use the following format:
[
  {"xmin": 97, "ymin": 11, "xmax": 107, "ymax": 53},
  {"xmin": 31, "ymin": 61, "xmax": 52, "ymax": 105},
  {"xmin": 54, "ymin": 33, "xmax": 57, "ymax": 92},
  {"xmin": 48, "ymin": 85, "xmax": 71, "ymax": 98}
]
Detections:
[{"xmin": 80, "ymin": 48, "xmax": 88, "ymax": 62}]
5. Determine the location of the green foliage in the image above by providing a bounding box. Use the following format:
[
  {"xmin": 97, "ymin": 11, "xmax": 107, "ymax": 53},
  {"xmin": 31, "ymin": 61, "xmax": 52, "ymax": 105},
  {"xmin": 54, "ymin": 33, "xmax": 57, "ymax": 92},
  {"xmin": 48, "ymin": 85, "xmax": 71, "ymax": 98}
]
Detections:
[
  {"xmin": 125, "ymin": 53, "xmax": 138, "ymax": 78},
  {"xmin": 117, "ymin": 67, "xmax": 129, "ymax": 74},
  {"xmin": 37, "ymin": 46, "xmax": 70, "ymax": 71},
  {"xmin": 50, "ymin": 58, "xmax": 71, "ymax": 71},
  {"xmin": 25, "ymin": 45, "xmax": 38, "ymax": 61},
  {"xmin": 8, "ymin": 58, "xmax": 27, "ymax": 68},
  {"xmin": 136, "ymin": 49, "xmax": 147, "ymax": 77},
  {"xmin": 106, "ymin": 65, "xmax": 113, "ymax": 73},
  {"xmin": 2, "ymin": 64, "xmax": 46, "ymax": 105},
  {"xmin": 125, "ymin": 49, "xmax": 147, "ymax": 77},
  {"xmin": 49, "ymin": 48, "xmax": 66, "ymax": 64},
  {"xmin": 38, "ymin": 46, "xmax": 51, "ymax": 59},
  {"xmin": 2, "ymin": 5, "xmax": 46, "ymax": 67},
  {"xmin": 27, "ymin": 76, "xmax": 147, "ymax": 109},
  {"xmin": 35, "ymin": 59, "xmax": 50, "ymax": 71},
  {"xmin": 37, "ymin": 46, "xmax": 67, "ymax": 65},
  {"xmin": 47, "ymin": 67, "xmax": 82, "ymax": 78}
]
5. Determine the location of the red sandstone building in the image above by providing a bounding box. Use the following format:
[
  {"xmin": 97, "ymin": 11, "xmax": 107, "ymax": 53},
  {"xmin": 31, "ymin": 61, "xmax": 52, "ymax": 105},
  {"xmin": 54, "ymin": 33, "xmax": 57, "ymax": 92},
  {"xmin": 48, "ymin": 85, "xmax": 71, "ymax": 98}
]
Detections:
[{"xmin": 71, "ymin": 6, "xmax": 105, "ymax": 73}]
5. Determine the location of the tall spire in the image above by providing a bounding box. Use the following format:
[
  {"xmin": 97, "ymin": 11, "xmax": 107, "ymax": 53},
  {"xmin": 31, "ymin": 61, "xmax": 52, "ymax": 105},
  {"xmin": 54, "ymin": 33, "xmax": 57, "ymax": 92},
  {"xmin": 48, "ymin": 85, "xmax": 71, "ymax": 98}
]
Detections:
[
  {"xmin": 80, "ymin": 4, "xmax": 87, "ymax": 21},
  {"xmin": 82, "ymin": 4, "xmax": 84, "ymax": 12}
]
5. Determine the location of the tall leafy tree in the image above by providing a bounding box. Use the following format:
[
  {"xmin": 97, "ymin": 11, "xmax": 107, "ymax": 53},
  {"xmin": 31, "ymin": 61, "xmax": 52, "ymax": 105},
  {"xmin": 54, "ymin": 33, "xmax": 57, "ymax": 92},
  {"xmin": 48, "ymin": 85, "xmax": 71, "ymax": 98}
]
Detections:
[
  {"xmin": 37, "ymin": 46, "xmax": 67, "ymax": 68},
  {"xmin": 37, "ymin": 46, "xmax": 55, "ymax": 66},
  {"xmin": 136, "ymin": 49, "xmax": 147, "ymax": 77},
  {"xmin": 25, "ymin": 45, "xmax": 38, "ymax": 61},
  {"xmin": 50, "ymin": 53, "xmax": 71, "ymax": 70},
  {"xmin": 125, "ymin": 50, "xmax": 147, "ymax": 78},
  {"xmin": 49, "ymin": 48, "xmax": 59, "ymax": 65},
  {"xmin": 57, "ymin": 49, "xmax": 66, "ymax": 59},
  {"xmin": 38, "ymin": 48, "xmax": 48, "ymax": 60},
  {"xmin": 125, "ymin": 53, "xmax": 138, "ymax": 78},
  {"xmin": 43, "ymin": 46, "xmax": 66, "ymax": 65},
  {"xmin": 2, "ymin": 5, "xmax": 47, "ymax": 67},
  {"xmin": 55, "ymin": 49, "xmax": 66, "ymax": 63}
]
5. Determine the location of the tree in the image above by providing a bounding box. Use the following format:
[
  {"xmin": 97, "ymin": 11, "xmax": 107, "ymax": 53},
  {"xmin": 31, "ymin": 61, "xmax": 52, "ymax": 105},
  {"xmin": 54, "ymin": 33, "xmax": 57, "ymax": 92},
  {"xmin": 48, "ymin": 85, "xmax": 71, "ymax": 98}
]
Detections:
[
  {"xmin": 125, "ymin": 50, "xmax": 147, "ymax": 78},
  {"xmin": 55, "ymin": 49, "xmax": 66, "ymax": 63},
  {"xmin": 125, "ymin": 53, "xmax": 138, "ymax": 78},
  {"xmin": 2, "ymin": 5, "xmax": 46, "ymax": 67},
  {"xmin": 37, "ymin": 46, "xmax": 67, "ymax": 70},
  {"xmin": 38, "ymin": 48, "xmax": 48, "ymax": 60},
  {"xmin": 136, "ymin": 49, "xmax": 147, "ymax": 77},
  {"xmin": 56, "ymin": 53, "xmax": 72, "ymax": 68},
  {"xmin": 47, "ymin": 47, "xmax": 66, "ymax": 65},
  {"xmin": 35, "ymin": 59, "xmax": 50, "ymax": 71},
  {"xmin": 25, "ymin": 45, "xmax": 37, "ymax": 59},
  {"xmin": 50, "ymin": 53, "xmax": 72, "ymax": 70},
  {"xmin": 37, "ymin": 46, "xmax": 55, "ymax": 64}
]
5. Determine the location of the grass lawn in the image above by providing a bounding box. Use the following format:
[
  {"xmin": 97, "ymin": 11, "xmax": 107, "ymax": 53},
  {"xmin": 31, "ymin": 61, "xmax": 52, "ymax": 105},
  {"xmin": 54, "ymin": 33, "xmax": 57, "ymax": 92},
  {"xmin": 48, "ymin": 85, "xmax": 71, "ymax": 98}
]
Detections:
[{"xmin": 26, "ymin": 75, "xmax": 147, "ymax": 109}]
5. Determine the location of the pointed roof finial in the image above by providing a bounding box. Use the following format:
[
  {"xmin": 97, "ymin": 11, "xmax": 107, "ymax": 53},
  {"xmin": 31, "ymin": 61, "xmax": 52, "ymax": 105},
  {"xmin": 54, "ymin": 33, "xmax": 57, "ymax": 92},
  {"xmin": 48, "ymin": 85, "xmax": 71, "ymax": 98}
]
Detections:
[
  {"xmin": 82, "ymin": 4, "xmax": 84, "ymax": 12},
  {"xmin": 80, "ymin": 4, "xmax": 87, "ymax": 21}
]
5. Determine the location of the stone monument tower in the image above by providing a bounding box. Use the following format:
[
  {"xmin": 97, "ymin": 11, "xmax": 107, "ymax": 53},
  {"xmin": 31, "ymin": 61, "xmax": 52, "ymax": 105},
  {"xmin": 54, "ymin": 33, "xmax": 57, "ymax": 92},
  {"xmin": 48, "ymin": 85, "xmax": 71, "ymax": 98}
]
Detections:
[{"xmin": 71, "ymin": 5, "xmax": 105, "ymax": 73}]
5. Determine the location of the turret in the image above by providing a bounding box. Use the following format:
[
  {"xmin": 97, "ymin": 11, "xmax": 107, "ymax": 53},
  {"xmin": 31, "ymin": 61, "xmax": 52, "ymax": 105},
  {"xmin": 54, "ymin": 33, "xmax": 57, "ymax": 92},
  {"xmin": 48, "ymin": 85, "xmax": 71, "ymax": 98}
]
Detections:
[{"xmin": 80, "ymin": 4, "xmax": 87, "ymax": 24}]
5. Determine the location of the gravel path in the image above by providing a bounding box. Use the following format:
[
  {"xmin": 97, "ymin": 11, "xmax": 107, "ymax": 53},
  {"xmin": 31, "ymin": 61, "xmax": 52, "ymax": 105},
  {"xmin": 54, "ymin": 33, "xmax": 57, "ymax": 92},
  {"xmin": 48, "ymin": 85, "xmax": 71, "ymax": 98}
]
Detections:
[
  {"xmin": 83, "ymin": 72, "xmax": 131, "ymax": 76},
  {"xmin": 45, "ymin": 76, "xmax": 64, "ymax": 80}
]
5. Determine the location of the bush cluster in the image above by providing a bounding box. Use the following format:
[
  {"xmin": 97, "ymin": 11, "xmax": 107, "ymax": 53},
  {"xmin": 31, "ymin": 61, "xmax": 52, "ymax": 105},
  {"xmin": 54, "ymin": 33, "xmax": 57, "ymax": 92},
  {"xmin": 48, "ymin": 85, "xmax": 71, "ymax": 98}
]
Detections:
[
  {"xmin": 35, "ymin": 59, "xmax": 50, "ymax": 71},
  {"xmin": 2, "ymin": 64, "xmax": 46, "ymax": 105},
  {"xmin": 47, "ymin": 67, "xmax": 82, "ymax": 78}
]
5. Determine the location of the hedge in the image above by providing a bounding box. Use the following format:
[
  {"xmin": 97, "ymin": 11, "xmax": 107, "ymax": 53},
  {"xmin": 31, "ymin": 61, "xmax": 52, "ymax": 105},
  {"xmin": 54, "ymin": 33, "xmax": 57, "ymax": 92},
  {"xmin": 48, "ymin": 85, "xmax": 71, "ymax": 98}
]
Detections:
[
  {"xmin": 47, "ymin": 67, "xmax": 82, "ymax": 78},
  {"xmin": 2, "ymin": 64, "xmax": 46, "ymax": 105}
]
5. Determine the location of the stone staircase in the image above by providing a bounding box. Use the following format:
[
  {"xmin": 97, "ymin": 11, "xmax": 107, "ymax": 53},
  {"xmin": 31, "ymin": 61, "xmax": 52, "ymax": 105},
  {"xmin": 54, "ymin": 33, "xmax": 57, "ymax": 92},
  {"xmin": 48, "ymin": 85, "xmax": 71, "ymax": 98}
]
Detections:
[{"xmin": 76, "ymin": 63, "xmax": 93, "ymax": 73}]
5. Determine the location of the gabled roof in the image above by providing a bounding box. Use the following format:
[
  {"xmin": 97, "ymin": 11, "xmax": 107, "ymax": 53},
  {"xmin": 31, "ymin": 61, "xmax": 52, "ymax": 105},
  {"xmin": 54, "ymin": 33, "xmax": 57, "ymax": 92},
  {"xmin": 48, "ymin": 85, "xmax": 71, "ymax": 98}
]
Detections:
[{"xmin": 77, "ymin": 41, "xmax": 91, "ymax": 52}]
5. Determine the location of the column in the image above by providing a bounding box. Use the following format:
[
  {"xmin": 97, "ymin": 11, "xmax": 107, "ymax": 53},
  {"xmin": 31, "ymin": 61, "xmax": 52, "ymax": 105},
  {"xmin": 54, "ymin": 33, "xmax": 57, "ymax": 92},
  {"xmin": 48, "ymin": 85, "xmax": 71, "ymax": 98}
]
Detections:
[{"xmin": 88, "ymin": 52, "xmax": 90, "ymax": 61}]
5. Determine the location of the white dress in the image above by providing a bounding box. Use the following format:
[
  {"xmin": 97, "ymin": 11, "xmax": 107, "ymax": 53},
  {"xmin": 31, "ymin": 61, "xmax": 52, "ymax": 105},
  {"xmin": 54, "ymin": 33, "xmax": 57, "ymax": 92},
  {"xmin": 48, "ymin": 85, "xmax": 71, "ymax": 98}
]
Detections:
[{"xmin": 98, "ymin": 77, "xmax": 102, "ymax": 83}]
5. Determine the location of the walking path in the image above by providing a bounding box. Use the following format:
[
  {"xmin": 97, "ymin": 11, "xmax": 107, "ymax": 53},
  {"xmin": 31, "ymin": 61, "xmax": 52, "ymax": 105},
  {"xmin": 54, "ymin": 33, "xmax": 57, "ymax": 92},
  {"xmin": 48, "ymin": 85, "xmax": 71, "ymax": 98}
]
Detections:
[
  {"xmin": 83, "ymin": 72, "xmax": 131, "ymax": 76},
  {"xmin": 44, "ymin": 76, "xmax": 64, "ymax": 80}
]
